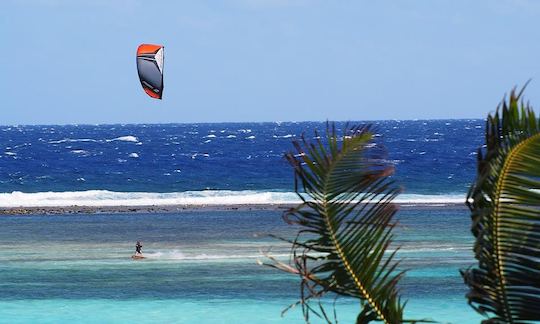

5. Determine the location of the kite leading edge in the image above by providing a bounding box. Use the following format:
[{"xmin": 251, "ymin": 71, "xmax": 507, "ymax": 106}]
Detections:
[{"xmin": 136, "ymin": 44, "xmax": 164, "ymax": 100}]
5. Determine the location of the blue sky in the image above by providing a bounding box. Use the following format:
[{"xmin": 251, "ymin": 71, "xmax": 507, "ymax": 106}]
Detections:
[{"xmin": 2, "ymin": 0, "xmax": 540, "ymax": 124}]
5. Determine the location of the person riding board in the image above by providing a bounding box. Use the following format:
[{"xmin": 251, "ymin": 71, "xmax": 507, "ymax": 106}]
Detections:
[{"xmin": 135, "ymin": 241, "xmax": 143, "ymax": 255}]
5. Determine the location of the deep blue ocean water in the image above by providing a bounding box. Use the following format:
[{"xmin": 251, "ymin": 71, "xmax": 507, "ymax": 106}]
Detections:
[
  {"xmin": 0, "ymin": 120, "xmax": 483, "ymax": 195},
  {"xmin": 0, "ymin": 120, "xmax": 487, "ymax": 323}
]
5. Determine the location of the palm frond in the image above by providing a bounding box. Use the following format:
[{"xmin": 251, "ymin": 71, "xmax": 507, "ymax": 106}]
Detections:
[
  {"xmin": 266, "ymin": 123, "xmax": 408, "ymax": 323},
  {"xmin": 462, "ymin": 85, "xmax": 540, "ymax": 322}
]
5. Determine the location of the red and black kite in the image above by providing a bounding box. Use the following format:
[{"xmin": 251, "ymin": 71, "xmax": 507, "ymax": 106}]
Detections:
[{"xmin": 136, "ymin": 44, "xmax": 164, "ymax": 99}]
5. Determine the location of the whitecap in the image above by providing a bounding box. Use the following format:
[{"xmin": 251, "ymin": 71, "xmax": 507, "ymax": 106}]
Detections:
[
  {"xmin": 273, "ymin": 134, "xmax": 294, "ymax": 139},
  {"xmin": 204, "ymin": 134, "xmax": 217, "ymax": 138},
  {"xmin": 226, "ymin": 135, "xmax": 237, "ymax": 138},
  {"xmin": 13, "ymin": 143, "xmax": 31, "ymax": 149},
  {"xmin": 191, "ymin": 153, "xmax": 209, "ymax": 159},
  {"xmin": 49, "ymin": 138, "xmax": 98, "ymax": 144},
  {"xmin": 246, "ymin": 136, "xmax": 256, "ymax": 140},
  {"xmin": 70, "ymin": 150, "xmax": 89, "ymax": 155},
  {"xmin": 108, "ymin": 135, "xmax": 139, "ymax": 143},
  {"xmin": 128, "ymin": 153, "xmax": 139, "ymax": 158}
]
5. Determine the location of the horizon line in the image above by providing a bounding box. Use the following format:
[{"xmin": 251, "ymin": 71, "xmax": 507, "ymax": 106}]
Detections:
[{"xmin": 0, "ymin": 117, "xmax": 486, "ymax": 128}]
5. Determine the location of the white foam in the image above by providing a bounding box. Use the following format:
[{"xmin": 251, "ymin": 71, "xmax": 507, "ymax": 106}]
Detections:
[
  {"xmin": 191, "ymin": 153, "xmax": 210, "ymax": 159},
  {"xmin": 13, "ymin": 143, "xmax": 31, "ymax": 149},
  {"xmin": 0, "ymin": 190, "xmax": 467, "ymax": 208},
  {"xmin": 49, "ymin": 136, "xmax": 140, "ymax": 144},
  {"xmin": 395, "ymin": 194, "xmax": 465, "ymax": 204},
  {"xmin": 272, "ymin": 134, "xmax": 294, "ymax": 139},
  {"xmin": 108, "ymin": 136, "xmax": 139, "ymax": 143},
  {"xmin": 143, "ymin": 250, "xmax": 290, "ymax": 261},
  {"xmin": 128, "ymin": 153, "xmax": 139, "ymax": 158},
  {"xmin": 48, "ymin": 138, "xmax": 98, "ymax": 144},
  {"xmin": 70, "ymin": 150, "xmax": 89, "ymax": 155}
]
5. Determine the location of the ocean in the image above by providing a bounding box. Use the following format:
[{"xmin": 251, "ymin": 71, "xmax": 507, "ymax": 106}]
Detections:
[{"xmin": 0, "ymin": 120, "xmax": 485, "ymax": 323}]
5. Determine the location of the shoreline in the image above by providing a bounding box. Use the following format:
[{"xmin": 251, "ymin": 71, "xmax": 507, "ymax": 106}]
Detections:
[{"xmin": 0, "ymin": 202, "xmax": 468, "ymax": 215}]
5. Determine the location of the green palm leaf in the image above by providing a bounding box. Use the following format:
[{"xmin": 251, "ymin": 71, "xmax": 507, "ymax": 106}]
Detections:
[
  {"xmin": 265, "ymin": 123, "xmax": 408, "ymax": 323},
  {"xmin": 462, "ymin": 86, "xmax": 540, "ymax": 322}
]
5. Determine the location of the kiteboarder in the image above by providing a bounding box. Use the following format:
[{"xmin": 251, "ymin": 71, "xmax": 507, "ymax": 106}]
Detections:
[{"xmin": 135, "ymin": 241, "xmax": 143, "ymax": 255}]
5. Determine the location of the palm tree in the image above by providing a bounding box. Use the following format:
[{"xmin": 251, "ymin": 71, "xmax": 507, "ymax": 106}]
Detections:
[
  {"xmin": 462, "ymin": 86, "xmax": 540, "ymax": 322},
  {"xmin": 264, "ymin": 123, "xmax": 411, "ymax": 323}
]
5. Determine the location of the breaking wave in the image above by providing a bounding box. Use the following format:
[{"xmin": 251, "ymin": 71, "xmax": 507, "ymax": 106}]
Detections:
[{"xmin": 0, "ymin": 190, "xmax": 466, "ymax": 208}]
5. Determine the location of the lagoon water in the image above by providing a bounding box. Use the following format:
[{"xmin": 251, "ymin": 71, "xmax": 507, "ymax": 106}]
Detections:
[
  {"xmin": 0, "ymin": 120, "xmax": 486, "ymax": 323},
  {"xmin": 0, "ymin": 209, "xmax": 482, "ymax": 323}
]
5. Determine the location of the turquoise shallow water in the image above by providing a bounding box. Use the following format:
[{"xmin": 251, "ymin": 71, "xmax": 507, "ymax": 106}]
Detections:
[{"xmin": 0, "ymin": 208, "xmax": 483, "ymax": 323}]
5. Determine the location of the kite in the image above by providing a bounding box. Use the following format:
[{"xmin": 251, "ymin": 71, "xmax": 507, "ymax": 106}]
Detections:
[{"xmin": 136, "ymin": 44, "xmax": 164, "ymax": 99}]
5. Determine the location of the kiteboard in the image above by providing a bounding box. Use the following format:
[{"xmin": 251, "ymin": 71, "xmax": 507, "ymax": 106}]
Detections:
[{"xmin": 131, "ymin": 254, "xmax": 146, "ymax": 260}]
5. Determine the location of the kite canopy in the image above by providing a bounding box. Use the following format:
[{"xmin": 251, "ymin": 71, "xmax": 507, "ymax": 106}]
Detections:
[{"xmin": 136, "ymin": 44, "xmax": 164, "ymax": 99}]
